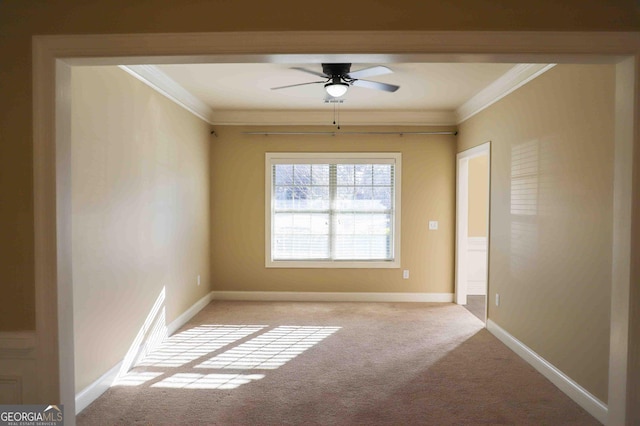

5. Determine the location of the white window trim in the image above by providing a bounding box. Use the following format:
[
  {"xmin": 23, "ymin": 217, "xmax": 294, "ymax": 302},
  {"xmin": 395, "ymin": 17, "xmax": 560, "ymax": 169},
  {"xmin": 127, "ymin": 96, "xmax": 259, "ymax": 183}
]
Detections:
[{"xmin": 265, "ymin": 152, "xmax": 401, "ymax": 269}]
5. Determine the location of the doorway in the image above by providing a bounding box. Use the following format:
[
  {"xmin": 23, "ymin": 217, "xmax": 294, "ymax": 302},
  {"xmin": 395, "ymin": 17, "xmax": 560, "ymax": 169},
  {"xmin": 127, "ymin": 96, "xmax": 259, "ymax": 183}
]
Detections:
[
  {"xmin": 456, "ymin": 142, "xmax": 490, "ymax": 322},
  {"xmin": 31, "ymin": 32, "xmax": 637, "ymax": 424}
]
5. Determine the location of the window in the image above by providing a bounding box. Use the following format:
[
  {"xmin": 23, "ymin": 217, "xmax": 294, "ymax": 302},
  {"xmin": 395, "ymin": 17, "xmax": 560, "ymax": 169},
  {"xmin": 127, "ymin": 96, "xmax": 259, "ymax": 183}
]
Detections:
[{"xmin": 265, "ymin": 152, "xmax": 401, "ymax": 268}]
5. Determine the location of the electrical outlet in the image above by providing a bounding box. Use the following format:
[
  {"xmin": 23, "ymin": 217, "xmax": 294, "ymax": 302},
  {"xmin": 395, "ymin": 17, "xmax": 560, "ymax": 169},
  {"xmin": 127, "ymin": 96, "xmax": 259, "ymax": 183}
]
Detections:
[
  {"xmin": 495, "ymin": 293, "xmax": 500, "ymax": 306},
  {"xmin": 197, "ymin": 275, "xmax": 201, "ymax": 286},
  {"xmin": 429, "ymin": 221, "xmax": 438, "ymax": 230},
  {"xmin": 403, "ymin": 270, "xmax": 409, "ymax": 279}
]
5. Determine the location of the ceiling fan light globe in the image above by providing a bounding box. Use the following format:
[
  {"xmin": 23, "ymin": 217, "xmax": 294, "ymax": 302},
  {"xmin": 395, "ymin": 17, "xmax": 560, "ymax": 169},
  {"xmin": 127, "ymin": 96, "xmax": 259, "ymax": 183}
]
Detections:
[{"xmin": 325, "ymin": 82, "xmax": 349, "ymax": 98}]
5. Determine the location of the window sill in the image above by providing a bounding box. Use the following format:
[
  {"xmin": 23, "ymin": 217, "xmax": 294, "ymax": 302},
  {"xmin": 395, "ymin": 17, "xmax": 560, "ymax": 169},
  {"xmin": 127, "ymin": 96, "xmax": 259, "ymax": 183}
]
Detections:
[{"xmin": 265, "ymin": 260, "xmax": 400, "ymax": 269}]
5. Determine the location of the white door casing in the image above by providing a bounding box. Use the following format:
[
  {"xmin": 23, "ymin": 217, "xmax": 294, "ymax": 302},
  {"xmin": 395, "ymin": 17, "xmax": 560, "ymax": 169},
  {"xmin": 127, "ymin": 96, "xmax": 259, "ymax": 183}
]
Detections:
[{"xmin": 456, "ymin": 142, "xmax": 490, "ymax": 307}]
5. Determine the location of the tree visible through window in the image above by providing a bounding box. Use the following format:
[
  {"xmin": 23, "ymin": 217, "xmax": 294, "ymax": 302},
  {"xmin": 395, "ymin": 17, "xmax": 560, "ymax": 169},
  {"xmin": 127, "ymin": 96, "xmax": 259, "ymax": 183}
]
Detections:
[{"xmin": 266, "ymin": 153, "xmax": 401, "ymax": 268}]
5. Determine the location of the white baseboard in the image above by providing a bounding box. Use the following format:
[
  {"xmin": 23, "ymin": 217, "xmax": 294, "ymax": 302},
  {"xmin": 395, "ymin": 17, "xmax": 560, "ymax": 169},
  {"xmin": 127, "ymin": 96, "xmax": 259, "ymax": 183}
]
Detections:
[
  {"xmin": 75, "ymin": 361, "xmax": 121, "ymax": 414},
  {"xmin": 486, "ymin": 320, "xmax": 607, "ymax": 424},
  {"xmin": 167, "ymin": 291, "xmax": 214, "ymax": 336},
  {"xmin": 212, "ymin": 291, "xmax": 453, "ymax": 303},
  {"xmin": 75, "ymin": 291, "xmax": 214, "ymax": 414}
]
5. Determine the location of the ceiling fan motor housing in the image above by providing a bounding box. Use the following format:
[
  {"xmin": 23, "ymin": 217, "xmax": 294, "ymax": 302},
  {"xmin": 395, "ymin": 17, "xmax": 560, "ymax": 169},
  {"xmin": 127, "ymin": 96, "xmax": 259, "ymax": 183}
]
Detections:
[{"xmin": 322, "ymin": 63, "xmax": 352, "ymax": 77}]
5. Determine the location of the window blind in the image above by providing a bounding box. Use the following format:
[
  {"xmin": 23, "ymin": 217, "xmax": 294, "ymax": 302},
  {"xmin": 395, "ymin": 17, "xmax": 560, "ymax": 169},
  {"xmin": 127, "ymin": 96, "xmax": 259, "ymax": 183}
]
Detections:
[{"xmin": 271, "ymin": 159, "xmax": 396, "ymax": 262}]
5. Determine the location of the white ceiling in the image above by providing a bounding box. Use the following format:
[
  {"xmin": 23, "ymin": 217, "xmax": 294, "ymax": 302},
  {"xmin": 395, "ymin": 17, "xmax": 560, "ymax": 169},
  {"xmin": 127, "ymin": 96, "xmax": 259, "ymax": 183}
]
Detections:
[
  {"xmin": 122, "ymin": 62, "xmax": 555, "ymax": 125},
  {"xmin": 156, "ymin": 62, "xmax": 515, "ymax": 112}
]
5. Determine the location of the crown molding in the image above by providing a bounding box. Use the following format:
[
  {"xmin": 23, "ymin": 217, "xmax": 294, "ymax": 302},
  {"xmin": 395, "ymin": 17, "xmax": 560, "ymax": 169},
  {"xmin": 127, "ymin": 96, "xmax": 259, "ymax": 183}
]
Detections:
[
  {"xmin": 456, "ymin": 64, "xmax": 556, "ymax": 124},
  {"xmin": 210, "ymin": 109, "xmax": 456, "ymax": 126},
  {"xmin": 119, "ymin": 65, "xmax": 215, "ymax": 124}
]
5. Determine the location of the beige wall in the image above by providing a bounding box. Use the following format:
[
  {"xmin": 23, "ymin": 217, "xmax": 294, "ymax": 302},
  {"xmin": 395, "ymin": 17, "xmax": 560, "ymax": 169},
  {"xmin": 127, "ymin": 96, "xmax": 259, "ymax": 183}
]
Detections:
[
  {"xmin": 468, "ymin": 155, "xmax": 489, "ymax": 238},
  {"xmin": 210, "ymin": 127, "xmax": 456, "ymax": 294},
  {"xmin": 0, "ymin": 1, "xmax": 638, "ymax": 332},
  {"xmin": 458, "ymin": 64, "xmax": 615, "ymax": 402},
  {"xmin": 71, "ymin": 67, "xmax": 211, "ymax": 392}
]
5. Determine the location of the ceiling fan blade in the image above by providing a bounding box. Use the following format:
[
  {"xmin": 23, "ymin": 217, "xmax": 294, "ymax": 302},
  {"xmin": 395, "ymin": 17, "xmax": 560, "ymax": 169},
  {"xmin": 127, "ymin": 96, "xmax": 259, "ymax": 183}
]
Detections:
[
  {"xmin": 271, "ymin": 81, "xmax": 325, "ymax": 90},
  {"xmin": 347, "ymin": 65, "xmax": 393, "ymax": 79},
  {"xmin": 352, "ymin": 79, "xmax": 400, "ymax": 93},
  {"xmin": 291, "ymin": 67, "xmax": 329, "ymax": 78}
]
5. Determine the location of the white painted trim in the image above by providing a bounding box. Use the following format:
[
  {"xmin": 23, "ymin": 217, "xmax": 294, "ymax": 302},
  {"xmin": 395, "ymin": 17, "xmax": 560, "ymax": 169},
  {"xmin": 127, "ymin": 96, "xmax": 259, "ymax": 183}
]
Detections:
[
  {"xmin": 607, "ymin": 57, "xmax": 635, "ymax": 426},
  {"xmin": 456, "ymin": 142, "xmax": 491, "ymax": 306},
  {"xmin": 56, "ymin": 59, "xmax": 76, "ymax": 417},
  {"xmin": 212, "ymin": 291, "xmax": 453, "ymax": 303},
  {"xmin": 458, "ymin": 142, "xmax": 491, "ymax": 159},
  {"xmin": 455, "ymin": 155, "xmax": 469, "ymax": 305},
  {"xmin": 33, "ymin": 36, "xmax": 61, "ymax": 408},
  {"xmin": 166, "ymin": 291, "xmax": 214, "ymax": 336},
  {"xmin": 75, "ymin": 361, "xmax": 122, "ymax": 415},
  {"xmin": 119, "ymin": 65, "xmax": 215, "ymax": 124},
  {"xmin": 212, "ymin": 109, "xmax": 456, "ymax": 126},
  {"xmin": 456, "ymin": 64, "xmax": 556, "ymax": 124},
  {"xmin": 466, "ymin": 237, "xmax": 488, "ymax": 296},
  {"xmin": 467, "ymin": 236, "xmax": 487, "ymax": 249},
  {"xmin": 48, "ymin": 32, "xmax": 639, "ymax": 66},
  {"xmin": 487, "ymin": 319, "xmax": 607, "ymax": 424}
]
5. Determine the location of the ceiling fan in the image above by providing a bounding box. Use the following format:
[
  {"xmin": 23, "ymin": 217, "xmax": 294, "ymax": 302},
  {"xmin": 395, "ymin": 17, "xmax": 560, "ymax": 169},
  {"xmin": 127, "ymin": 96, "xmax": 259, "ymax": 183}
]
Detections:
[{"xmin": 271, "ymin": 63, "xmax": 400, "ymax": 98}]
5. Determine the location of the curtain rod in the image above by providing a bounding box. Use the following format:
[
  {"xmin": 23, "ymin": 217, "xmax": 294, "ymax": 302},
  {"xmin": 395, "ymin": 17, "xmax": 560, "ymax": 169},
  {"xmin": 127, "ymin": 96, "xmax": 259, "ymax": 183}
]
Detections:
[{"xmin": 242, "ymin": 131, "xmax": 458, "ymax": 136}]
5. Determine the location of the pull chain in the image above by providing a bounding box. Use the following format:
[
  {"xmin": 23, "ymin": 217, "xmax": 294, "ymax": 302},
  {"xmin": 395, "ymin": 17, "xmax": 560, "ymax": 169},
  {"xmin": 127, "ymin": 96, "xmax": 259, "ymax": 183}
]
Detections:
[
  {"xmin": 333, "ymin": 102, "xmax": 336, "ymax": 126},
  {"xmin": 331, "ymin": 101, "xmax": 341, "ymax": 130}
]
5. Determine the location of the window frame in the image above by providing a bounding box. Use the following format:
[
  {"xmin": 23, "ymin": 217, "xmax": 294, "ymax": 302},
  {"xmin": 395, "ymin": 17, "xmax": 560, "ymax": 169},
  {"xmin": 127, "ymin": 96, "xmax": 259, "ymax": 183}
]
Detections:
[{"xmin": 265, "ymin": 152, "xmax": 401, "ymax": 268}]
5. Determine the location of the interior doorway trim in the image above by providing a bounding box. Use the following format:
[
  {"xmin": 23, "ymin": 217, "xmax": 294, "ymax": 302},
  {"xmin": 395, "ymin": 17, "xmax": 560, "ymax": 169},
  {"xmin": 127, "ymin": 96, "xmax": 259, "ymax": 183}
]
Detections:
[
  {"xmin": 33, "ymin": 31, "xmax": 639, "ymax": 425},
  {"xmin": 455, "ymin": 142, "xmax": 491, "ymax": 311}
]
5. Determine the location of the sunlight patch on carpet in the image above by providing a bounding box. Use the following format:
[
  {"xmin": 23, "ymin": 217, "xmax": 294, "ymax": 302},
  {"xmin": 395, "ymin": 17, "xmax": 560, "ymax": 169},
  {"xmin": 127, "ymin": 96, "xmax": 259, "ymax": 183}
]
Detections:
[
  {"xmin": 151, "ymin": 373, "xmax": 265, "ymax": 390},
  {"xmin": 112, "ymin": 371, "xmax": 164, "ymax": 387},
  {"xmin": 196, "ymin": 326, "xmax": 341, "ymax": 370},
  {"xmin": 136, "ymin": 325, "xmax": 266, "ymax": 368}
]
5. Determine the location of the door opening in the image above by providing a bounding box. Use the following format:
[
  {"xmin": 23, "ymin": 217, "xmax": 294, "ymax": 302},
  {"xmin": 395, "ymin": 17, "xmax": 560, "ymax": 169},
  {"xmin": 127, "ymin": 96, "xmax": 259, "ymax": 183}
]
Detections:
[{"xmin": 456, "ymin": 142, "xmax": 490, "ymax": 322}]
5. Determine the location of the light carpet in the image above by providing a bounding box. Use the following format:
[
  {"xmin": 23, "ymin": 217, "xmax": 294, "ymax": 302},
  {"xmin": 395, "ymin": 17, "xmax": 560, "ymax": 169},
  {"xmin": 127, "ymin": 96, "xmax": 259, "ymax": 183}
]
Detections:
[{"xmin": 78, "ymin": 301, "xmax": 599, "ymax": 425}]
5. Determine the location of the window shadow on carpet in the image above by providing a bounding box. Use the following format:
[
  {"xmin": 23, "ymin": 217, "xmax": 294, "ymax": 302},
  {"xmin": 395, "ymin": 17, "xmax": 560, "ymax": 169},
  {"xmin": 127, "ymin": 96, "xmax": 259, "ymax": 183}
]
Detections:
[{"xmin": 113, "ymin": 324, "xmax": 341, "ymax": 390}]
